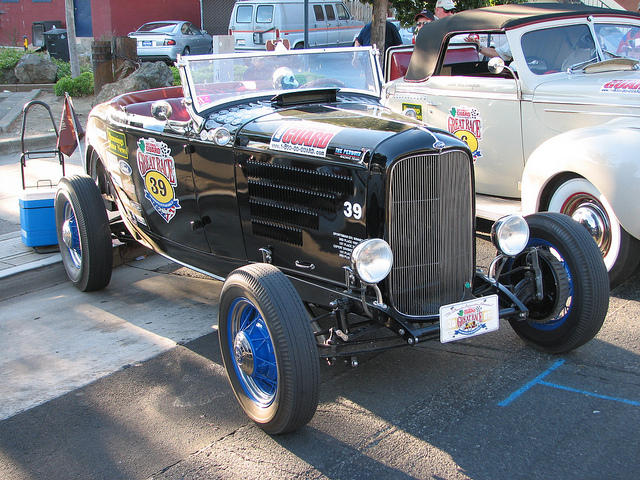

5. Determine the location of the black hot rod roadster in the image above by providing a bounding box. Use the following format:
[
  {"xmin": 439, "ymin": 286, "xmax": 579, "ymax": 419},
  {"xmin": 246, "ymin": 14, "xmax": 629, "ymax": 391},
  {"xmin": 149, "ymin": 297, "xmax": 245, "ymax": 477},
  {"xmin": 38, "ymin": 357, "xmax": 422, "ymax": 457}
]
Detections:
[{"xmin": 55, "ymin": 47, "xmax": 609, "ymax": 434}]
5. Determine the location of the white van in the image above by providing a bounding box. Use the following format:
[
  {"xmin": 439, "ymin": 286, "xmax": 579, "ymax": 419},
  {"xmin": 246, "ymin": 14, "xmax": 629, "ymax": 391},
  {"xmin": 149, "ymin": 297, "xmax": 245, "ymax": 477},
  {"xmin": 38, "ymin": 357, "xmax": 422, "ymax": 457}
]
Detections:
[{"xmin": 229, "ymin": 0, "xmax": 364, "ymax": 50}]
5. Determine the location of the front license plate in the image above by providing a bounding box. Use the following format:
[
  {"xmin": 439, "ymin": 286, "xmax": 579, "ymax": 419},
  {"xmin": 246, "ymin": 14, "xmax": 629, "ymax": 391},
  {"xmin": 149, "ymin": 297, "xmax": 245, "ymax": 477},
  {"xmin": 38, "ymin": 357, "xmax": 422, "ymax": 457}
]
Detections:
[
  {"xmin": 142, "ymin": 40, "xmax": 153, "ymax": 47},
  {"xmin": 439, "ymin": 294, "xmax": 499, "ymax": 343}
]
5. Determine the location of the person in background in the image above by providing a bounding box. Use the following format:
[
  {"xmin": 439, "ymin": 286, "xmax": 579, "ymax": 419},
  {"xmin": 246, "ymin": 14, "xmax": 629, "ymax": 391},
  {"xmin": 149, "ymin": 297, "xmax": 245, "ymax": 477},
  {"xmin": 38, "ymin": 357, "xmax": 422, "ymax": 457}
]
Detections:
[
  {"xmin": 465, "ymin": 35, "xmax": 513, "ymax": 62},
  {"xmin": 413, "ymin": 10, "xmax": 435, "ymax": 44},
  {"xmin": 354, "ymin": 15, "xmax": 403, "ymax": 54},
  {"xmin": 434, "ymin": 0, "xmax": 457, "ymax": 19}
]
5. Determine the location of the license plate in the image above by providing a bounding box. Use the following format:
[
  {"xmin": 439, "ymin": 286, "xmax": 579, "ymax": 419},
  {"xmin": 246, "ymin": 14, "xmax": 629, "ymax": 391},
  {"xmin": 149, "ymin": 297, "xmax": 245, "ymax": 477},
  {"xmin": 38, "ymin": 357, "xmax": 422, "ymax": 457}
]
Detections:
[
  {"xmin": 439, "ymin": 294, "xmax": 499, "ymax": 343},
  {"xmin": 142, "ymin": 40, "xmax": 152, "ymax": 47},
  {"xmin": 236, "ymin": 38, "xmax": 246, "ymax": 46}
]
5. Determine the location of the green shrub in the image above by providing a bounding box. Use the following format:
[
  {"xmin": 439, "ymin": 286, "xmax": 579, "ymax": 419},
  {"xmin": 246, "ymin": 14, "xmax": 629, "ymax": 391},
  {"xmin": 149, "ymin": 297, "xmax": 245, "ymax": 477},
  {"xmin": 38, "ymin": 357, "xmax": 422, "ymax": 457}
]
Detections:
[
  {"xmin": 54, "ymin": 71, "xmax": 94, "ymax": 97},
  {"xmin": 0, "ymin": 47, "xmax": 25, "ymax": 70},
  {"xmin": 52, "ymin": 57, "xmax": 71, "ymax": 80},
  {"xmin": 51, "ymin": 58, "xmax": 92, "ymax": 81},
  {"xmin": 170, "ymin": 66, "xmax": 181, "ymax": 86}
]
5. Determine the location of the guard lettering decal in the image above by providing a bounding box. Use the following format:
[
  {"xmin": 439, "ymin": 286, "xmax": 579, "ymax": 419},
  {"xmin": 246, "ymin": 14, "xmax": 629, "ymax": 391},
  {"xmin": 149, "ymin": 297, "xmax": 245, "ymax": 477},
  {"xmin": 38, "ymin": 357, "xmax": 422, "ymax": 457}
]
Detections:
[
  {"xmin": 136, "ymin": 138, "xmax": 181, "ymax": 223},
  {"xmin": 600, "ymin": 80, "xmax": 640, "ymax": 94},
  {"xmin": 270, "ymin": 122, "xmax": 342, "ymax": 157},
  {"xmin": 447, "ymin": 106, "xmax": 483, "ymax": 161}
]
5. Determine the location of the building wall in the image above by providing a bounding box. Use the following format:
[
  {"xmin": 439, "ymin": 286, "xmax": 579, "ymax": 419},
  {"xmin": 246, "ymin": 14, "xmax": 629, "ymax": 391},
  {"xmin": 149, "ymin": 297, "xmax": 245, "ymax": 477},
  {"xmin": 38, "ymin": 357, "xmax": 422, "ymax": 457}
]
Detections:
[
  {"xmin": 0, "ymin": 0, "xmax": 65, "ymax": 47},
  {"xmin": 0, "ymin": 0, "xmax": 202, "ymax": 47},
  {"xmin": 92, "ymin": 0, "xmax": 203, "ymax": 39},
  {"xmin": 202, "ymin": 0, "xmax": 234, "ymax": 35}
]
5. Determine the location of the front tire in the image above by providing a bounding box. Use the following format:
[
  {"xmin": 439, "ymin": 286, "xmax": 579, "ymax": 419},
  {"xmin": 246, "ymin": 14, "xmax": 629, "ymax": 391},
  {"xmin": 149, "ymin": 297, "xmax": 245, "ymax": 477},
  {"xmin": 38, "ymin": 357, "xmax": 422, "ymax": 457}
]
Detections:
[
  {"xmin": 548, "ymin": 177, "xmax": 640, "ymax": 287},
  {"xmin": 218, "ymin": 264, "xmax": 320, "ymax": 434},
  {"xmin": 506, "ymin": 213, "xmax": 609, "ymax": 353},
  {"xmin": 55, "ymin": 175, "xmax": 112, "ymax": 291}
]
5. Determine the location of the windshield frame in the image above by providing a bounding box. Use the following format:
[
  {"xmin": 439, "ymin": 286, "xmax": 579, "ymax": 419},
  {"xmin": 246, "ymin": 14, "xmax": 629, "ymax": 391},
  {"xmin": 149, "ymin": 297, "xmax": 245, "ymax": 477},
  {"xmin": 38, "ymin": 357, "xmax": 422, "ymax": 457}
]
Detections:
[{"xmin": 178, "ymin": 47, "xmax": 383, "ymax": 116}]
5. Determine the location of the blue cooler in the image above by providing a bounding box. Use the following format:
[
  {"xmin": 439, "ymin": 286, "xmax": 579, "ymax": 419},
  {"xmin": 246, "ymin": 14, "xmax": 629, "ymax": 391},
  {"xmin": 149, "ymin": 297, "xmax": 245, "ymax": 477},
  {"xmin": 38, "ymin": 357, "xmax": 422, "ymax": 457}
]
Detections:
[{"xmin": 19, "ymin": 188, "xmax": 58, "ymax": 247}]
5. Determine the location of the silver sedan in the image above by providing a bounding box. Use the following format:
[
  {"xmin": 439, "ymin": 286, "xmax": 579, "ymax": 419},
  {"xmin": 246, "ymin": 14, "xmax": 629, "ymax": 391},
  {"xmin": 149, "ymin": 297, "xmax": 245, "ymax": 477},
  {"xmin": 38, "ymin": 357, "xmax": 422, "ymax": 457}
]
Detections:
[{"xmin": 128, "ymin": 21, "xmax": 213, "ymax": 63}]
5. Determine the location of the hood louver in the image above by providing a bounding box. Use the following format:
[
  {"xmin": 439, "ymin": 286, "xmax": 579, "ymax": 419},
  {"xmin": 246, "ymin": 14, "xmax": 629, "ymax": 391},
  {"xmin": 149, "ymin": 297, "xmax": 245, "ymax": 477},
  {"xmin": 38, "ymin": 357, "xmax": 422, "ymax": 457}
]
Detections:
[{"xmin": 246, "ymin": 159, "xmax": 354, "ymax": 245}]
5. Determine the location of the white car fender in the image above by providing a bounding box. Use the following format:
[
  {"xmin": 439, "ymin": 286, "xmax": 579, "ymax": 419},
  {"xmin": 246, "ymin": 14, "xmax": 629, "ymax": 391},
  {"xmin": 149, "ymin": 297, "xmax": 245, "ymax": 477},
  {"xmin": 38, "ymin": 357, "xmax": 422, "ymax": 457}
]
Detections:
[{"xmin": 521, "ymin": 122, "xmax": 640, "ymax": 239}]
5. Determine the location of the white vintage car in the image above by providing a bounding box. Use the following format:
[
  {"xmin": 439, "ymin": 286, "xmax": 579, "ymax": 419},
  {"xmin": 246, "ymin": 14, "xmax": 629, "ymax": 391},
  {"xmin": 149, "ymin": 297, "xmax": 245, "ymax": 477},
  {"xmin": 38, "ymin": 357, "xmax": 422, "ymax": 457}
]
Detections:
[{"xmin": 383, "ymin": 3, "xmax": 640, "ymax": 286}]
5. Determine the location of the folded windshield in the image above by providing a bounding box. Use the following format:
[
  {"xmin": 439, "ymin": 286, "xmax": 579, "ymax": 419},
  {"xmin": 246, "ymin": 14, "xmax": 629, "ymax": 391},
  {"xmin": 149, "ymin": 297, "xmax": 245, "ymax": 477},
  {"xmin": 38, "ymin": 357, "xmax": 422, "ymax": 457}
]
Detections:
[{"xmin": 180, "ymin": 48, "xmax": 381, "ymax": 112}]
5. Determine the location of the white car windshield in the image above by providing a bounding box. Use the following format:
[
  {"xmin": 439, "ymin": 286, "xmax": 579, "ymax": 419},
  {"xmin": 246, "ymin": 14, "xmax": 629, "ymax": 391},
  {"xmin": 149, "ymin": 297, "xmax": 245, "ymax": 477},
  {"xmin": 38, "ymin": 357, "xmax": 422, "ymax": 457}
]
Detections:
[
  {"xmin": 180, "ymin": 48, "xmax": 382, "ymax": 113},
  {"xmin": 521, "ymin": 22, "xmax": 640, "ymax": 74},
  {"xmin": 595, "ymin": 23, "xmax": 640, "ymax": 60}
]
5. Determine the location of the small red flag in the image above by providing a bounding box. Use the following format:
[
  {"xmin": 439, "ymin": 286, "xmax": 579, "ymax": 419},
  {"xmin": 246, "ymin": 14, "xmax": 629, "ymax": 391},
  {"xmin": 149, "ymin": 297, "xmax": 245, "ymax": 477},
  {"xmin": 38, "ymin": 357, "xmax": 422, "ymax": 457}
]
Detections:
[{"xmin": 57, "ymin": 93, "xmax": 85, "ymax": 157}]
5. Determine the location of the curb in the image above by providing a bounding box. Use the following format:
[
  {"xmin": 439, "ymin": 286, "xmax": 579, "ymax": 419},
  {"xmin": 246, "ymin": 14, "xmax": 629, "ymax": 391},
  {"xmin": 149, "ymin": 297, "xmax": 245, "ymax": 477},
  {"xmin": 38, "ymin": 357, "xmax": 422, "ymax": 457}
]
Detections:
[
  {"xmin": 0, "ymin": 241, "xmax": 154, "ymax": 281},
  {"xmin": 0, "ymin": 133, "xmax": 58, "ymax": 155},
  {"xmin": 0, "ymin": 89, "xmax": 42, "ymax": 133},
  {"xmin": 0, "ymin": 83, "xmax": 55, "ymax": 92}
]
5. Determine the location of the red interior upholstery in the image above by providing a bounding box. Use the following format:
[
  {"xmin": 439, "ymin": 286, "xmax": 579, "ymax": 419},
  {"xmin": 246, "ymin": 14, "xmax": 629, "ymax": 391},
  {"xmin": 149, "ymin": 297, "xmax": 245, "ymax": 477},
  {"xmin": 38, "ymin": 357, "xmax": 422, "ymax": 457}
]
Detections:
[
  {"xmin": 388, "ymin": 50, "xmax": 413, "ymax": 81},
  {"xmin": 444, "ymin": 46, "xmax": 480, "ymax": 65},
  {"xmin": 110, "ymin": 86, "xmax": 190, "ymax": 121}
]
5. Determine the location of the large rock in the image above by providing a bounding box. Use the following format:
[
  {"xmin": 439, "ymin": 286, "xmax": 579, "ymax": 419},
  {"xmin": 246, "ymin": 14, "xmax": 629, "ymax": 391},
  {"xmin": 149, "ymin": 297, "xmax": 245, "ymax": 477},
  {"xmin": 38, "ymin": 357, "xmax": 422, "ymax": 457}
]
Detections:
[
  {"xmin": 0, "ymin": 67, "xmax": 18, "ymax": 84},
  {"xmin": 95, "ymin": 61, "xmax": 175, "ymax": 105},
  {"xmin": 15, "ymin": 54, "xmax": 58, "ymax": 84}
]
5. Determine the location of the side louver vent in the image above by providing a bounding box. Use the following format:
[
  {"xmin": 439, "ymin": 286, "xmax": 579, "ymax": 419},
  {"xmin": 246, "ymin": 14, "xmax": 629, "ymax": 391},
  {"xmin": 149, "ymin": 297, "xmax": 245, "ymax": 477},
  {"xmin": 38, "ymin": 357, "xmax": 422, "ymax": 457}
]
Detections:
[
  {"xmin": 251, "ymin": 220, "xmax": 303, "ymax": 246},
  {"xmin": 246, "ymin": 159, "xmax": 353, "ymax": 245}
]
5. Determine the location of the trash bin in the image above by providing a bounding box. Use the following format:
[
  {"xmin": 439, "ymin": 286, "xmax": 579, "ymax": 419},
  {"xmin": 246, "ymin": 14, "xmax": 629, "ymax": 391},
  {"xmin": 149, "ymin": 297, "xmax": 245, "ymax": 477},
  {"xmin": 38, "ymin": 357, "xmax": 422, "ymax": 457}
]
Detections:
[
  {"xmin": 32, "ymin": 21, "xmax": 62, "ymax": 48},
  {"xmin": 44, "ymin": 27, "xmax": 69, "ymax": 61}
]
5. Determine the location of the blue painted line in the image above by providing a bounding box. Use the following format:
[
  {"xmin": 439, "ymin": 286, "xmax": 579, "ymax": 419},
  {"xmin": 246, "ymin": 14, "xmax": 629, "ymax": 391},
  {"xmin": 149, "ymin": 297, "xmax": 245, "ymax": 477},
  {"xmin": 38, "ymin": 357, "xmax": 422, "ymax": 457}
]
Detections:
[
  {"xmin": 499, "ymin": 358, "xmax": 640, "ymax": 407},
  {"xmin": 539, "ymin": 381, "xmax": 640, "ymax": 406},
  {"xmin": 498, "ymin": 359, "xmax": 566, "ymax": 407}
]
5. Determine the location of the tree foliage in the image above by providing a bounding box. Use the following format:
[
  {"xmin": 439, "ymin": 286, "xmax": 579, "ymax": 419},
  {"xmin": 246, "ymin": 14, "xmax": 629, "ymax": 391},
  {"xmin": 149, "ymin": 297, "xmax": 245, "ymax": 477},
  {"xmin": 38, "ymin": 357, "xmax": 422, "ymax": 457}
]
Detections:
[{"xmin": 367, "ymin": 0, "xmax": 525, "ymax": 27}]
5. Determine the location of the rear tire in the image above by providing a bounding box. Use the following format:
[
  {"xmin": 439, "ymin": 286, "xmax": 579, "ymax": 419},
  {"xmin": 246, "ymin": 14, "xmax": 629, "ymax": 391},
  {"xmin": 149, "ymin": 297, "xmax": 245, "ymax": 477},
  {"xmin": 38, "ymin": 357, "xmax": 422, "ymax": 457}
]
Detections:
[
  {"xmin": 507, "ymin": 213, "xmax": 609, "ymax": 353},
  {"xmin": 55, "ymin": 175, "xmax": 112, "ymax": 292},
  {"xmin": 218, "ymin": 264, "xmax": 320, "ymax": 434}
]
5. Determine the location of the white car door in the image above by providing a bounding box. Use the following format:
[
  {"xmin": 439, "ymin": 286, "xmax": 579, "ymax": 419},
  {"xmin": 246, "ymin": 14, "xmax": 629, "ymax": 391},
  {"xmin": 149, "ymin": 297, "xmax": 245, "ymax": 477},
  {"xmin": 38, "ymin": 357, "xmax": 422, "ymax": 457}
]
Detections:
[{"xmin": 418, "ymin": 36, "xmax": 525, "ymax": 198}]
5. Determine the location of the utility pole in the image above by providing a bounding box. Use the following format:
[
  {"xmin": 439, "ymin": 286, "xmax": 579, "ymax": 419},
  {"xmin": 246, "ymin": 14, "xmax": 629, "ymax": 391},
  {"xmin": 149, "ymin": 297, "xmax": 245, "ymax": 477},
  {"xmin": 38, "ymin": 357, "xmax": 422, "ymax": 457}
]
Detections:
[{"xmin": 64, "ymin": 0, "xmax": 81, "ymax": 78}]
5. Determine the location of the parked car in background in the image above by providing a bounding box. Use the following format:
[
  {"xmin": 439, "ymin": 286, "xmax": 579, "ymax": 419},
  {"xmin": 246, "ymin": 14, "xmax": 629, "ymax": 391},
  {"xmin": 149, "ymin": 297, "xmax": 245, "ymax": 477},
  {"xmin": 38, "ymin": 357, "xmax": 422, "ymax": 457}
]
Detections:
[
  {"xmin": 389, "ymin": 18, "xmax": 414, "ymax": 45},
  {"xmin": 55, "ymin": 46, "xmax": 608, "ymax": 434},
  {"xmin": 384, "ymin": 3, "xmax": 640, "ymax": 286},
  {"xmin": 229, "ymin": 0, "xmax": 364, "ymax": 50},
  {"xmin": 128, "ymin": 21, "xmax": 213, "ymax": 62}
]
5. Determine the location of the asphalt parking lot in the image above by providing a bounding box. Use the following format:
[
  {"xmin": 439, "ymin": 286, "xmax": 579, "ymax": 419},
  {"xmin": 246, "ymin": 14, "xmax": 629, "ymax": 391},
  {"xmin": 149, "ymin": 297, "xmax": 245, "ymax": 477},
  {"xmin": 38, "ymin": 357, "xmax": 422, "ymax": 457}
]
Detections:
[{"xmin": 1, "ymin": 229, "xmax": 638, "ymax": 480}]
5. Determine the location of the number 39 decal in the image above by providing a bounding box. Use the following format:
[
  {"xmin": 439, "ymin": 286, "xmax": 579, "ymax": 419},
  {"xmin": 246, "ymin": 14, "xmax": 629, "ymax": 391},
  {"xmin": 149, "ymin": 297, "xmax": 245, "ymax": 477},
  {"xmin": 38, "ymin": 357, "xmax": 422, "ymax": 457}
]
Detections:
[{"xmin": 343, "ymin": 201, "xmax": 363, "ymax": 220}]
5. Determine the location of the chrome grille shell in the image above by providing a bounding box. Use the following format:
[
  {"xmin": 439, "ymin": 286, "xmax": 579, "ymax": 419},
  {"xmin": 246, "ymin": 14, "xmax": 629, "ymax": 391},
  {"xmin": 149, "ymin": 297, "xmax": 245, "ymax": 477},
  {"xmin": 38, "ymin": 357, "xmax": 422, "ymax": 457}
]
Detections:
[{"xmin": 387, "ymin": 150, "xmax": 474, "ymax": 317}]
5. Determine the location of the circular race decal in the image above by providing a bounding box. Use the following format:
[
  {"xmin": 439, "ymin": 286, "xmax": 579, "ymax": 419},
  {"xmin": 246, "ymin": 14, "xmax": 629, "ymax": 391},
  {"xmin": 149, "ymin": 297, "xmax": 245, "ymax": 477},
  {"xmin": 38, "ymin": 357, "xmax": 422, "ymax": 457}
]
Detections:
[{"xmin": 144, "ymin": 170, "xmax": 174, "ymax": 207}]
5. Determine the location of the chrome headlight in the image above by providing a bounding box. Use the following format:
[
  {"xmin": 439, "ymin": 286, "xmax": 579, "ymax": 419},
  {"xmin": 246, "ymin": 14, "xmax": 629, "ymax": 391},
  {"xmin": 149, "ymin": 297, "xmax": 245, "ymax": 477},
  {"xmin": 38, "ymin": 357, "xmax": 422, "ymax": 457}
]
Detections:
[
  {"xmin": 350, "ymin": 239, "xmax": 393, "ymax": 284},
  {"xmin": 491, "ymin": 215, "xmax": 530, "ymax": 256},
  {"xmin": 201, "ymin": 127, "xmax": 231, "ymax": 145},
  {"xmin": 212, "ymin": 127, "xmax": 231, "ymax": 145}
]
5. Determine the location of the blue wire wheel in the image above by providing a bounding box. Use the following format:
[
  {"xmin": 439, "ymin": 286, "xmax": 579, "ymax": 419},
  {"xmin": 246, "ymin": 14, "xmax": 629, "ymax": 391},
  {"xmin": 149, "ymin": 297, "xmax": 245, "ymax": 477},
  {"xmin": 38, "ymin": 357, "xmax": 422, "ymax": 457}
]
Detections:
[{"xmin": 227, "ymin": 297, "xmax": 278, "ymax": 407}]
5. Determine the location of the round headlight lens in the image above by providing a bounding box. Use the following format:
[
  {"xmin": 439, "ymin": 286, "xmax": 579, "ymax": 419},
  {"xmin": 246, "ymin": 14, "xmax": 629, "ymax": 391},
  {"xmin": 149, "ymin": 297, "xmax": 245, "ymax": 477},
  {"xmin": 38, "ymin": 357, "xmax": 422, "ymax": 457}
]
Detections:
[
  {"xmin": 350, "ymin": 238, "xmax": 393, "ymax": 284},
  {"xmin": 213, "ymin": 128, "xmax": 231, "ymax": 146},
  {"xmin": 491, "ymin": 215, "xmax": 530, "ymax": 256}
]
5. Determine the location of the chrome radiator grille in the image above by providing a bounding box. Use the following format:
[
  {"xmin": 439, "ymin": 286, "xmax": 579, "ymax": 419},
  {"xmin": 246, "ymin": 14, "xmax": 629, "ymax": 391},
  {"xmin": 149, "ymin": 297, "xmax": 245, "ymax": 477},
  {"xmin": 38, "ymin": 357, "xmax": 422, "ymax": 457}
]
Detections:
[{"xmin": 388, "ymin": 150, "xmax": 474, "ymax": 316}]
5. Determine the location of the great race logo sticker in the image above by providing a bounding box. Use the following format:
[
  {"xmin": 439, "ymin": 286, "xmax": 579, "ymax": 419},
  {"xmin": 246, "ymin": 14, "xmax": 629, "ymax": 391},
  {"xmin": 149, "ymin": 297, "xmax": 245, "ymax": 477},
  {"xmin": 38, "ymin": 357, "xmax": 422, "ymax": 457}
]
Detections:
[
  {"xmin": 136, "ymin": 138, "xmax": 181, "ymax": 223},
  {"xmin": 447, "ymin": 106, "xmax": 483, "ymax": 161},
  {"xmin": 600, "ymin": 80, "xmax": 640, "ymax": 94},
  {"xmin": 270, "ymin": 121, "xmax": 342, "ymax": 157}
]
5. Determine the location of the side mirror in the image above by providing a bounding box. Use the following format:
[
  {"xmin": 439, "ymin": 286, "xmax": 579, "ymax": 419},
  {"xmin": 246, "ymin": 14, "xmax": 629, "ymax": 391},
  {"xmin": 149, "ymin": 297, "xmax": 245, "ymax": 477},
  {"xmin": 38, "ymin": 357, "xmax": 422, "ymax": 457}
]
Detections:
[
  {"xmin": 488, "ymin": 56, "xmax": 505, "ymax": 75},
  {"xmin": 151, "ymin": 100, "xmax": 172, "ymax": 121}
]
